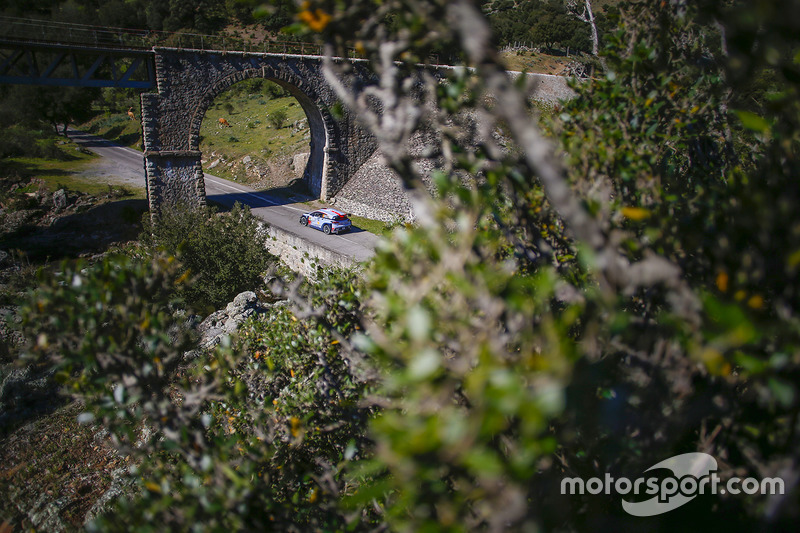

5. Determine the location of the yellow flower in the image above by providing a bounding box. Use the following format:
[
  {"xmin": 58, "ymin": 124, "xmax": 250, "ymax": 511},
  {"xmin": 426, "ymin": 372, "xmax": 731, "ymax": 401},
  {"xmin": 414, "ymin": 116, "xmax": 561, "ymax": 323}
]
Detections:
[
  {"xmin": 699, "ymin": 347, "xmax": 730, "ymax": 376},
  {"xmin": 621, "ymin": 206, "xmax": 651, "ymax": 221},
  {"xmin": 299, "ymin": 2, "xmax": 332, "ymax": 32},
  {"xmin": 715, "ymin": 271, "xmax": 729, "ymax": 293},
  {"xmin": 747, "ymin": 294, "xmax": 764, "ymax": 310},
  {"xmin": 290, "ymin": 416, "xmax": 301, "ymax": 437}
]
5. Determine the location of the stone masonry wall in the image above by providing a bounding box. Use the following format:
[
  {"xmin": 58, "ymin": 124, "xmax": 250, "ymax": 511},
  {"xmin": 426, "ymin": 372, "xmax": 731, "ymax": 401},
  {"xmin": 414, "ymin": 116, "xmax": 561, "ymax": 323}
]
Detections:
[
  {"xmin": 141, "ymin": 49, "xmax": 574, "ymax": 227},
  {"xmin": 141, "ymin": 49, "xmax": 376, "ymax": 210},
  {"xmin": 262, "ymin": 223, "xmax": 359, "ymax": 278},
  {"xmin": 331, "ymin": 71, "xmax": 576, "ymax": 222}
]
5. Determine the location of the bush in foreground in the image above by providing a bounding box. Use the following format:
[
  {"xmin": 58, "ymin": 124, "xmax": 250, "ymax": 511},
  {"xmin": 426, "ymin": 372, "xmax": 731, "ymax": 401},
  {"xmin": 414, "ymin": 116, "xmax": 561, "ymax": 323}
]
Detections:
[{"xmin": 14, "ymin": 0, "xmax": 800, "ymax": 531}]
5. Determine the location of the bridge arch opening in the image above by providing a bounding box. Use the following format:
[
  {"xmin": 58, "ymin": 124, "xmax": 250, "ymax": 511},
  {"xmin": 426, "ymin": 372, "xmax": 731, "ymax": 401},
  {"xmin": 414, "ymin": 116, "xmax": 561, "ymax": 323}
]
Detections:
[{"xmin": 190, "ymin": 68, "xmax": 330, "ymax": 200}]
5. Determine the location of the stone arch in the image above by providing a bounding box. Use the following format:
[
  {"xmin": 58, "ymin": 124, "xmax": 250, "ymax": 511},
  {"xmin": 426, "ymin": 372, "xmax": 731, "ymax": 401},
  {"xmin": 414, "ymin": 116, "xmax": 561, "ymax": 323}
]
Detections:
[
  {"xmin": 187, "ymin": 66, "xmax": 333, "ymax": 198},
  {"xmin": 142, "ymin": 50, "xmax": 378, "ymax": 213}
]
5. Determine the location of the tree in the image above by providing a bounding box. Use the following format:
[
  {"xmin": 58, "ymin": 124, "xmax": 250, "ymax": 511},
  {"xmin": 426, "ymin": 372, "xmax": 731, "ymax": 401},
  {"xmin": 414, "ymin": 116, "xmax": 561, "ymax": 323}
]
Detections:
[
  {"xmin": 268, "ymin": 109, "xmax": 287, "ymax": 129},
  {"xmin": 96, "ymin": 0, "xmax": 143, "ymax": 28},
  {"xmin": 566, "ymin": 0, "xmax": 599, "ymax": 55},
  {"xmin": 0, "ymin": 84, "xmax": 98, "ymax": 136},
  {"xmin": 29, "ymin": 86, "xmax": 99, "ymax": 135},
  {"xmin": 530, "ymin": 1, "xmax": 573, "ymax": 51}
]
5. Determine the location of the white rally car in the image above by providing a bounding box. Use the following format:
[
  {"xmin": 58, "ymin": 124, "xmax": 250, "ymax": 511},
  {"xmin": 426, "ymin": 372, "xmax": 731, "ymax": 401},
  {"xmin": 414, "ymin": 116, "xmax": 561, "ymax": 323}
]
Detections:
[{"xmin": 299, "ymin": 208, "xmax": 352, "ymax": 235}]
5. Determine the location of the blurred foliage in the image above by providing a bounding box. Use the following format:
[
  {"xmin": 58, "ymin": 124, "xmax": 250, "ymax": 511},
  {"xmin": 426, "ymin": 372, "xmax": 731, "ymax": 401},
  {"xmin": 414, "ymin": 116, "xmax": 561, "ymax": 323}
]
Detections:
[
  {"xmin": 294, "ymin": 0, "xmax": 800, "ymax": 530},
  {"xmin": 20, "ymin": 254, "xmax": 197, "ymax": 448},
  {"xmin": 12, "ymin": 0, "xmax": 800, "ymax": 531}
]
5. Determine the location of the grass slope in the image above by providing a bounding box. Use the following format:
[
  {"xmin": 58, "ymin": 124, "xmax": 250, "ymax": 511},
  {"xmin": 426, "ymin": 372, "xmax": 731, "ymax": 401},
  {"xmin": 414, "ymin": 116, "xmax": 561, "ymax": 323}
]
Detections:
[
  {"xmin": 82, "ymin": 113, "xmax": 142, "ymax": 150},
  {"xmin": 500, "ymin": 50, "xmax": 583, "ymax": 75},
  {"xmin": 2, "ymin": 143, "xmax": 142, "ymax": 199},
  {"xmin": 199, "ymin": 80, "xmax": 310, "ymax": 187}
]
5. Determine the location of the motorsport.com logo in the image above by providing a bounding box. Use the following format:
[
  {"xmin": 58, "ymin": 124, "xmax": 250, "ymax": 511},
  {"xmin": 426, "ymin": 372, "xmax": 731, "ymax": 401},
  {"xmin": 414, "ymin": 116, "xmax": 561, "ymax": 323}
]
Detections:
[{"xmin": 561, "ymin": 453, "xmax": 784, "ymax": 517}]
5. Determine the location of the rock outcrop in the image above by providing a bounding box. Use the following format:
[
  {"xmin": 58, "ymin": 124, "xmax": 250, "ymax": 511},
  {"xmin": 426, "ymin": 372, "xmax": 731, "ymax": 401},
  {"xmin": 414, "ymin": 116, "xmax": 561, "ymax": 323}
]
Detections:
[{"xmin": 193, "ymin": 291, "xmax": 285, "ymax": 351}]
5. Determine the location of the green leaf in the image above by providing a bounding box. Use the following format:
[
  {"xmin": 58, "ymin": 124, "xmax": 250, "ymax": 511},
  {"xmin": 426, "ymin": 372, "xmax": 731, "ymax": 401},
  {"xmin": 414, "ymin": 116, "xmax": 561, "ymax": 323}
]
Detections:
[
  {"xmin": 733, "ymin": 110, "xmax": 770, "ymax": 133},
  {"xmin": 768, "ymin": 378, "xmax": 795, "ymax": 408}
]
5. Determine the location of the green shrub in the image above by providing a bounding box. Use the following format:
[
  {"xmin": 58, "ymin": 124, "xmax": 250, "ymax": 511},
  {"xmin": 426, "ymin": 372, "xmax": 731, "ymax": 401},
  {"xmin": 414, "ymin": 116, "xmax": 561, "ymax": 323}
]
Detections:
[
  {"xmin": 268, "ymin": 110, "xmax": 288, "ymax": 129},
  {"xmin": 265, "ymin": 83, "xmax": 290, "ymax": 99},
  {"xmin": 0, "ymin": 126, "xmax": 70, "ymax": 160},
  {"xmin": 141, "ymin": 203, "xmax": 275, "ymax": 314},
  {"xmin": 21, "ymin": 255, "xmax": 373, "ymax": 531}
]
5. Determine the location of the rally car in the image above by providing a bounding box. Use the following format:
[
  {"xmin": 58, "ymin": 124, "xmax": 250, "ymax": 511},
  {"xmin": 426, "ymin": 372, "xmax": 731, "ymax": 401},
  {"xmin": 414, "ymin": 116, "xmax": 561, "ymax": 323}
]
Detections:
[{"xmin": 299, "ymin": 208, "xmax": 352, "ymax": 235}]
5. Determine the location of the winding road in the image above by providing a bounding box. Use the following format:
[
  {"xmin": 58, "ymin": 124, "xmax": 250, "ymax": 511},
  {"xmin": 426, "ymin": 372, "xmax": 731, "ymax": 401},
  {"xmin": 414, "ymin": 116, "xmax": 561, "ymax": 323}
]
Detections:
[{"xmin": 67, "ymin": 130, "xmax": 379, "ymax": 263}]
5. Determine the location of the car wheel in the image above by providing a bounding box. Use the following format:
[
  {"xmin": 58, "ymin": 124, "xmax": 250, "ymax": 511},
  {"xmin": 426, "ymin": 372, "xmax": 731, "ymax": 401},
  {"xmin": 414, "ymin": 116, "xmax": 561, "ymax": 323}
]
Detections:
[
  {"xmin": 300, "ymin": 216, "xmax": 308, "ymax": 226},
  {"xmin": 323, "ymin": 224, "xmax": 331, "ymax": 235}
]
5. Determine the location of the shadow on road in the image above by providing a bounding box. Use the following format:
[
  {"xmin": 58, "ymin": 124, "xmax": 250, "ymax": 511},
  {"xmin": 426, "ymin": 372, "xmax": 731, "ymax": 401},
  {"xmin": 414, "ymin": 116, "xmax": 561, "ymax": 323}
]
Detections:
[{"xmin": 207, "ymin": 179, "xmax": 315, "ymax": 210}]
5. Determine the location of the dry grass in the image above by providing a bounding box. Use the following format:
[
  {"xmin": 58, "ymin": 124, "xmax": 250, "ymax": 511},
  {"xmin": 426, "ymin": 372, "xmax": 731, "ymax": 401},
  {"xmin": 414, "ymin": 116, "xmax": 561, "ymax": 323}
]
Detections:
[
  {"xmin": 0, "ymin": 401, "xmax": 125, "ymax": 530},
  {"xmin": 499, "ymin": 50, "xmax": 579, "ymax": 75}
]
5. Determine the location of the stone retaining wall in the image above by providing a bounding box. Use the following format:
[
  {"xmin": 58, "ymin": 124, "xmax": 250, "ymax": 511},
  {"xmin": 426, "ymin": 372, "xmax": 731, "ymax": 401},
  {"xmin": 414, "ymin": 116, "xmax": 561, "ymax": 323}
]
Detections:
[
  {"xmin": 261, "ymin": 223, "xmax": 358, "ymax": 278},
  {"xmin": 330, "ymin": 71, "xmax": 576, "ymax": 222}
]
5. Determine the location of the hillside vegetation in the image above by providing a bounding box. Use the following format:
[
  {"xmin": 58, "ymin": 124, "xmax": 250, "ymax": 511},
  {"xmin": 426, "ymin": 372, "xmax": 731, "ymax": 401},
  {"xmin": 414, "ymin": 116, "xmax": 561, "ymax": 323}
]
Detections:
[
  {"xmin": 4, "ymin": 1, "xmax": 800, "ymax": 532},
  {"xmin": 199, "ymin": 79, "xmax": 310, "ymax": 189}
]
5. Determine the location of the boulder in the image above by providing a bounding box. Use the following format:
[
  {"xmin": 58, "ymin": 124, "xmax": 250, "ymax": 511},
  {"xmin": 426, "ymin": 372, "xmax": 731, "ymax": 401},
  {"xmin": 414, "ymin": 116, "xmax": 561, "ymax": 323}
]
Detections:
[
  {"xmin": 193, "ymin": 291, "xmax": 277, "ymax": 351},
  {"xmin": 52, "ymin": 189, "xmax": 68, "ymax": 211},
  {"xmin": 291, "ymin": 152, "xmax": 310, "ymax": 179}
]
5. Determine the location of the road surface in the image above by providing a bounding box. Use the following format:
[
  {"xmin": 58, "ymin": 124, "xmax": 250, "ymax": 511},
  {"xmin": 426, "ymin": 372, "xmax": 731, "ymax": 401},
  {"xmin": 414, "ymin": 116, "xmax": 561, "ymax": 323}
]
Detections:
[{"xmin": 67, "ymin": 130, "xmax": 379, "ymax": 263}]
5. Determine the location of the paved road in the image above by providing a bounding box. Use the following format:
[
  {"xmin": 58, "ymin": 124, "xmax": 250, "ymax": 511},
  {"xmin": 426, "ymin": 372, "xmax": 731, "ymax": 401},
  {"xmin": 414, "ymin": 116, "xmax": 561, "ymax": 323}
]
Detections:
[{"xmin": 67, "ymin": 130, "xmax": 379, "ymax": 263}]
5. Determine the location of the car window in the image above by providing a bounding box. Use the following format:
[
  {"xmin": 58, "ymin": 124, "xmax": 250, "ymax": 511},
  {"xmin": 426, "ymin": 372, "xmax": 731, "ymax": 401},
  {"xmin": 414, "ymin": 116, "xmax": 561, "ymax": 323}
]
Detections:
[
  {"xmin": 332, "ymin": 215, "xmax": 348, "ymax": 221},
  {"xmin": 310, "ymin": 212, "xmax": 321, "ymax": 217}
]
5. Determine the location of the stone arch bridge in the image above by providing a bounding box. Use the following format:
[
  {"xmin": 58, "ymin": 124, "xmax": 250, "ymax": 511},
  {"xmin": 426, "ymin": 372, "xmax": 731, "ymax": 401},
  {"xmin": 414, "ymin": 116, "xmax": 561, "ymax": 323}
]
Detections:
[
  {"xmin": 1, "ymin": 20, "xmax": 574, "ymax": 216},
  {"xmin": 141, "ymin": 48, "xmax": 376, "ymax": 212}
]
